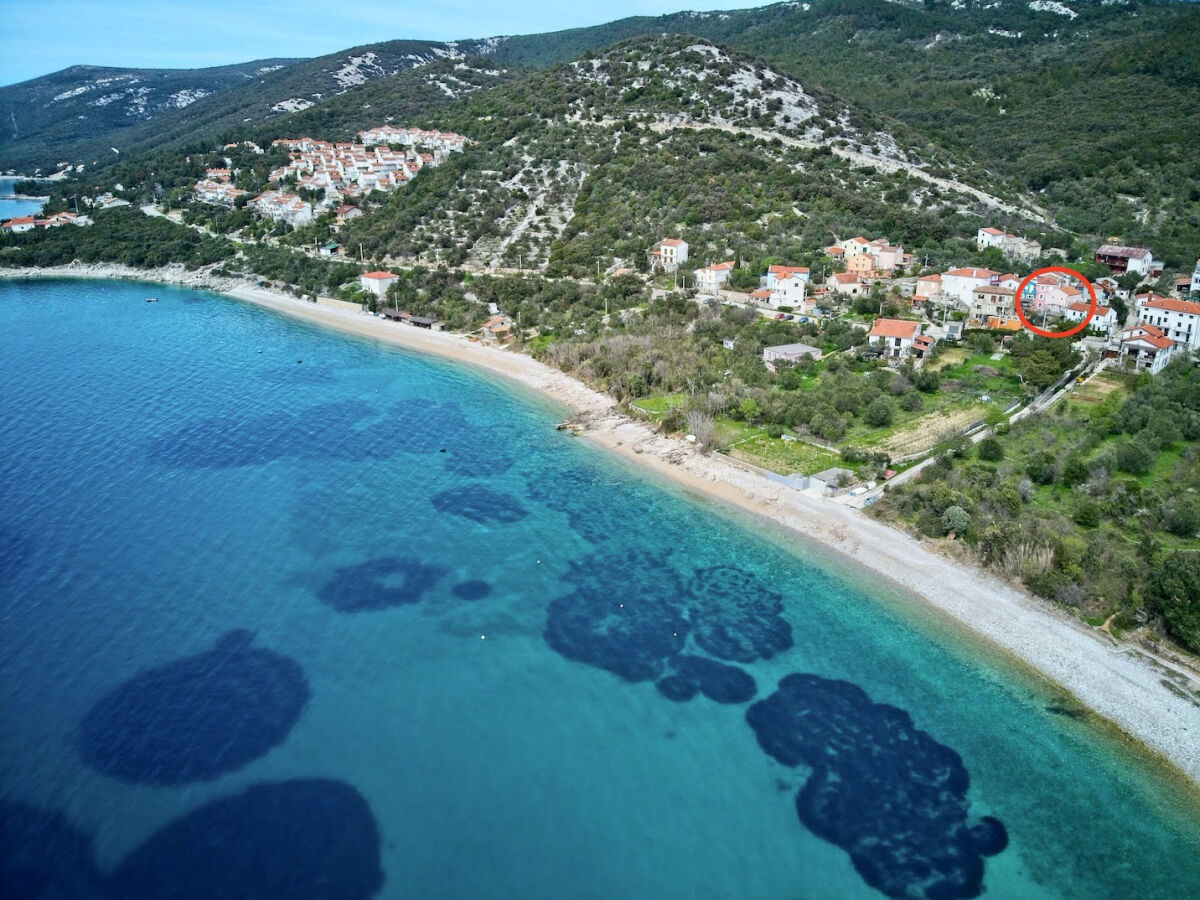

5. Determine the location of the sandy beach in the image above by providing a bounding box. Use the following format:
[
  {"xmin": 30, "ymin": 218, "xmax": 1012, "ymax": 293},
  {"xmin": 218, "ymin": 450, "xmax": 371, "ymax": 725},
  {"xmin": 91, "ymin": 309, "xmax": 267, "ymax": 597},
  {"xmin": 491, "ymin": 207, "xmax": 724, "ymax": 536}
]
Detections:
[{"xmin": 5, "ymin": 262, "xmax": 1199, "ymax": 786}]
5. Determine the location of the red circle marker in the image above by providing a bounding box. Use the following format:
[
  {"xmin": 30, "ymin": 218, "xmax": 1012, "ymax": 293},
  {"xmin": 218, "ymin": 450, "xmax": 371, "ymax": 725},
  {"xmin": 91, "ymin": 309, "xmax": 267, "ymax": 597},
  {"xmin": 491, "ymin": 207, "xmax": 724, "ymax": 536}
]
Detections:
[{"xmin": 1013, "ymin": 266, "xmax": 1096, "ymax": 339}]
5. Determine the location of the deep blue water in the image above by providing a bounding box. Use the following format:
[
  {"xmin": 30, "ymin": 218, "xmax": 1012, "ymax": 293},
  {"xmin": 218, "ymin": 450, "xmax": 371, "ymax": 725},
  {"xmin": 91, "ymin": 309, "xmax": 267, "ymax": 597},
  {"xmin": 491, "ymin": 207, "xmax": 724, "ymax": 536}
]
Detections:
[
  {"xmin": 2, "ymin": 277, "xmax": 1200, "ymax": 899},
  {"xmin": 0, "ymin": 177, "xmax": 45, "ymax": 220}
]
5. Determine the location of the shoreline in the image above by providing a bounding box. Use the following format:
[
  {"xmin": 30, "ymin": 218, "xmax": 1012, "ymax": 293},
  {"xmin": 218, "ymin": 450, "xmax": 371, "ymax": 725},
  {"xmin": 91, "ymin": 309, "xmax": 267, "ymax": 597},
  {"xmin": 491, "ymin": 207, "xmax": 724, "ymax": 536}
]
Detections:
[{"xmin": 5, "ymin": 262, "xmax": 1199, "ymax": 787}]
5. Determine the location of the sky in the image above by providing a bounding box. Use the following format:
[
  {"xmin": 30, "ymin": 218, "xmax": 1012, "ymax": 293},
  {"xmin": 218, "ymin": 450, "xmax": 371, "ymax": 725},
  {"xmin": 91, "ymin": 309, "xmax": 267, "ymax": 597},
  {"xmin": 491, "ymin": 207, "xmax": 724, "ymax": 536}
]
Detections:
[{"xmin": 0, "ymin": 0, "xmax": 766, "ymax": 86}]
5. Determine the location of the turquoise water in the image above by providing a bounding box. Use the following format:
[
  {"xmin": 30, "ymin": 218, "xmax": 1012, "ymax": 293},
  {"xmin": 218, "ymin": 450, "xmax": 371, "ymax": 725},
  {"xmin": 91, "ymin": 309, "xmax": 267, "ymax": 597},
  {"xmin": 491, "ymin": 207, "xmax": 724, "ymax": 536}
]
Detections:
[
  {"xmin": 2, "ymin": 277, "xmax": 1199, "ymax": 899},
  {"xmin": 0, "ymin": 177, "xmax": 45, "ymax": 219}
]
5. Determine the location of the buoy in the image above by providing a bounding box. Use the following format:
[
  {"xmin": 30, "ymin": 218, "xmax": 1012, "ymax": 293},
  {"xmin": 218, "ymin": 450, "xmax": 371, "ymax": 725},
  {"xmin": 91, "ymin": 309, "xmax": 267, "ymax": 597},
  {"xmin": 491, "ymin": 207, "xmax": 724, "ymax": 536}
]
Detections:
[
  {"xmin": 480, "ymin": 635, "xmax": 486, "ymax": 640},
  {"xmin": 257, "ymin": 349, "xmax": 262, "ymax": 353}
]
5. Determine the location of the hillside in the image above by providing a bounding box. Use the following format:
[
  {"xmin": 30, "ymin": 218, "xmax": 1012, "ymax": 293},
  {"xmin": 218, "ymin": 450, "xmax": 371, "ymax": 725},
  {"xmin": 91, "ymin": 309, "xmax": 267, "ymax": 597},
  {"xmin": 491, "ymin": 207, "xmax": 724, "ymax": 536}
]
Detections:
[
  {"xmin": 6, "ymin": 0, "xmax": 1198, "ymax": 264},
  {"xmin": 0, "ymin": 59, "xmax": 300, "ymax": 173},
  {"xmin": 266, "ymin": 36, "xmax": 1047, "ymax": 274},
  {"xmin": 0, "ymin": 39, "xmax": 501, "ymax": 174}
]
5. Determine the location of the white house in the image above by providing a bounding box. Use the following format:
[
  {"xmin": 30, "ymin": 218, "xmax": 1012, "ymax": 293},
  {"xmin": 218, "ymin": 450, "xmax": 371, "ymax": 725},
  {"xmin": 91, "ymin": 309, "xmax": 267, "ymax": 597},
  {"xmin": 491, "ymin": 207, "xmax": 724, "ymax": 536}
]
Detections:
[
  {"xmin": 769, "ymin": 272, "xmax": 809, "ymax": 309},
  {"xmin": 868, "ymin": 318, "xmax": 921, "ymax": 360},
  {"xmin": 695, "ymin": 260, "xmax": 734, "ymax": 293},
  {"xmin": 1094, "ymin": 244, "xmax": 1161, "ymax": 278},
  {"xmin": 1191, "ymin": 259, "xmax": 1200, "ymax": 296},
  {"xmin": 1136, "ymin": 293, "xmax": 1200, "ymax": 353},
  {"xmin": 361, "ymin": 271, "xmax": 398, "ymax": 297},
  {"xmin": 1064, "ymin": 302, "xmax": 1117, "ymax": 334},
  {"xmin": 764, "ymin": 265, "xmax": 810, "ymax": 288},
  {"xmin": 1112, "ymin": 324, "xmax": 1175, "ymax": 374},
  {"xmin": 763, "ymin": 342, "xmax": 822, "ymax": 372},
  {"xmin": 0, "ymin": 216, "xmax": 36, "ymax": 233},
  {"xmin": 976, "ymin": 227, "xmax": 1007, "ymax": 250},
  {"xmin": 977, "ymin": 227, "xmax": 1040, "ymax": 260},
  {"xmin": 940, "ymin": 267, "xmax": 998, "ymax": 306},
  {"xmin": 649, "ymin": 238, "xmax": 688, "ymax": 273}
]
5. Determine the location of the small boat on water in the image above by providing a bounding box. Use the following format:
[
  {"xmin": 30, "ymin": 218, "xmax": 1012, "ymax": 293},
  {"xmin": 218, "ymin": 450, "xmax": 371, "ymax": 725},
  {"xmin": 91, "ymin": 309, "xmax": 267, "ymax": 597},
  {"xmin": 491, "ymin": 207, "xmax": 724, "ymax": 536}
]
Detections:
[{"xmin": 146, "ymin": 297, "xmax": 158, "ymax": 303}]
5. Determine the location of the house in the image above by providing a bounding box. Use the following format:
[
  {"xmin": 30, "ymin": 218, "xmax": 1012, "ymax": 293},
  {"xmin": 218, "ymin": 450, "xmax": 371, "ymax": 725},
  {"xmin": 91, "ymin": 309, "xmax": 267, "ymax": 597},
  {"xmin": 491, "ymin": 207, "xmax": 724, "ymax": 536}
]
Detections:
[
  {"xmin": 695, "ymin": 260, "xmax": 734, "ymax": 293},
  {"xmin": 763, "ymin": 342, "xmax": 823, "ymax": 372},
  {"xmin": 977, "ymin": 227, "xmax": 1041, "ymax": 261},
  {"xmin": 1032, "ymin": 278, "xmax": 1083, "ymax": 314},
  {"xmin": 649, "ymin": 238, "xmax": 688, "ymax": 273},
  {"xmin": 0, "ymin": 216, "xmax": 36, "ymax": 233},
  {"xmin": 846, "ymin": 253, "xmax": 876, "ymax": 278},
  {"xmin": 940, "ymin": 267, "xmax": 997, "ymax": 306},
  {"xmin": 1064, "ymin": 303, "xmax": 1117, "ymax": 334},
  {"xmin": 868, "ymin": 318, "xmax": 922, "ymax": 360},
  {"xmin": 360, "ymin": 271, "xmax": 398, "ymax": 297},
  {"xmin": 976, "ymin": 227, "xmax": 1007, "ymax": 250},
  {"xmin": 914, "ymin": 274, "xmax": 942, "ymax": 301},
  {"xmin": 1111, "ymin": 324, "xmax": 1175, "ymax": 374},
  {"xmin": 769, "ymin": 272, "xmax": 809, "ymax": 309},
  {"xmin": 824, "ymin": 245, "xmax": 845, "ymax": 260},
  {"xmin": 480, "ymin": 315, "xmax": 513, "ymax": 343},
  {"xmin": 841, "ymin": 236, "xmax": 872, "ymax": 257},
  {"xmin": 750, "ymin": 288, "xmax": 772, "ymax": 305},
  {"xmin": 1094, "ymin": 244, "xmax": 1162, "ymax": 277},
  {"xmin": 912, "ymin": 334, "xmax": 936, "ymax": 358},
  {"xmin": 827, "ymin": 272, "xmax": 866, "ymax": 297},
  {"xmin": 1191, "ymin": 259, "xmax": 1200, "ymax": 296},
  {"xmin": 319, "ymin": 242, "xmax": 341, "ymax": 257},
  {"xmin": 764, "ymin": 265, "xmax": 810, "ymax": 288},
  {"xmin": 1094, "ymin": 277, "xmax": 1120, "ymax": 303},
  {"xmin": 335, "ymin": 205, "xmax": 362, "ymax": 225},
  {"xmin": 867, "ymin": 239, "xmax": 905, "ymax": 273},
  {"xmin": 969, "ymin": 285, "xmax": 1016, "ymax": 323},
  {"xmin": 1136, "ymin": 294, "xmax": 1200, "ymax": 353}
]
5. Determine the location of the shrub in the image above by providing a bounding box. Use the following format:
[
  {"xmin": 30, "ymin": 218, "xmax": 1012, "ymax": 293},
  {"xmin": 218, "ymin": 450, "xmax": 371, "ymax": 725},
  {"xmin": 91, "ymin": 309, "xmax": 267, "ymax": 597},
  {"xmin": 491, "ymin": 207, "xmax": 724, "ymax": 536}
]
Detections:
[
  {"xmin": 1073, "ymin": 501, "xmax": 1102, "ymax": 528},
  {"xmin": 977, "ymin": 437, "xmax": 1004, "ymax": 461},
  {"xmin": 941, "ymin": 505, "xmax": 971, "ymax": 536}
]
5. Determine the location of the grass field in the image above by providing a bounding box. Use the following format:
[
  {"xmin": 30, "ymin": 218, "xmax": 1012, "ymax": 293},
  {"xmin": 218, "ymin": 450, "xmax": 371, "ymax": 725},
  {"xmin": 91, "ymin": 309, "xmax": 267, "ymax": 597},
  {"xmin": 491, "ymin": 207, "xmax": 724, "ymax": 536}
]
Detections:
[{"xmin": 718, "ymin": 419, "xmax": 841, "ymax": 475}]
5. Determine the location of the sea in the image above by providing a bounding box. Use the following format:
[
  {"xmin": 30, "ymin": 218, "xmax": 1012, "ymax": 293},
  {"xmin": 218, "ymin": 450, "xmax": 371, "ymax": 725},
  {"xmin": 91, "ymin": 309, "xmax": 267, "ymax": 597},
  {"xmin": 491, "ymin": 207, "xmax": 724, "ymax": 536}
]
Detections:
[
  {"xmin": 2, "ymin": 277, "xmax": 1199, "ymax": 900},
  {"xmin": 0, "ymin": 177, "xmax": 46, "ymax": 220}
]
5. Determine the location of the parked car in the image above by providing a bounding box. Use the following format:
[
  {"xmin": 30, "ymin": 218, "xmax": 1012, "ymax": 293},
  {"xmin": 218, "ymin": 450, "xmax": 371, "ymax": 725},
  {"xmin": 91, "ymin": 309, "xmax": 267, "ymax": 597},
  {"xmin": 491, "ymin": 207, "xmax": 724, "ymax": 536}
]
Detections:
[
  {"xmin": 784, "ymin": 314, "xmax": 795, "ymax": 320},
  {"xmin": 775, "ymin": 313, "xmax": 786, "ymax": 319}
]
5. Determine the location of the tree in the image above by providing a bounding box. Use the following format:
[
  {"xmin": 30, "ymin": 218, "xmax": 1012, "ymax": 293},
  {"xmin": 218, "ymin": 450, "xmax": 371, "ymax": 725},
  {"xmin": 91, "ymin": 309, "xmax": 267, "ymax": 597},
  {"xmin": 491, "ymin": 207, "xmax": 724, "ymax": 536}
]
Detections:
[
  {"xmin": 1115, "ymin": 439, "xmax": 1153, "ymax": 475},
  {"xmin": 977, "ymin": 437, "xmax": 1004, "ymax": 461},
  {"xmin": 863, "ymin": 396, "xmax": 894, "ymax": 427},
  {"xmin": 1149, "ymin": 553, "xmax": 1200, "ymax": 651},
  {"xmin": 941, "ymin": 505, "xmax": 971, "ymax": 536}
]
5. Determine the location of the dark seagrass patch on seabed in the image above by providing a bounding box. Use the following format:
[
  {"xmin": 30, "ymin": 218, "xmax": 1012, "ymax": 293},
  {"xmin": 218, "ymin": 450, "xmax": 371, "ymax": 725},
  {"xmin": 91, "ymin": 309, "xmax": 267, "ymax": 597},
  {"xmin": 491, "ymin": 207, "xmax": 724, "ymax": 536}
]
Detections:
[
  {"xmin": 79, "ymin": 630, "xmax": 309, "ymax": 785},
  {"xmin": 687, "ymin": 565, "xmax": 793, "ymax": 663},
  {"xmin": 452, "ymin": 579, "xmax": 492, "ymax": 601},
  {"xmin": 541, "ymin": 550, "xmax": 757, "ymax": 706},
  {"xmin": 544, "ymin": 549, "xmax": 689, "ymax": 682},
  {"xmin": 746, "ymin": 673, "xmax": 1008, "ymax": 900},
  {"xmin": 431, "ymin": 485, "xmax": 529, "ymax": 524},
  {"xmin": 0, "ymin": 779, "xmax": 384, "ymax": 900},
  {"xmin": 318, "ymin": 557, "xmax": 448, "ymax": 612},
  {"xmin": 655, "ymin": 654, "xmax": 757, "ymax": 705}
]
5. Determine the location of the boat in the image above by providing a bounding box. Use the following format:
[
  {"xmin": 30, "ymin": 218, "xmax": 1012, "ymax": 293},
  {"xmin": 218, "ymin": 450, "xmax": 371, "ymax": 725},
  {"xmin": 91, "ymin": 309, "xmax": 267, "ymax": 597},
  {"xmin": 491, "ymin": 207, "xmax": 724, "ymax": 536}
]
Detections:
[{"xmin": 145, "ymin": 297, "xmax": 157, "ymax": 303}]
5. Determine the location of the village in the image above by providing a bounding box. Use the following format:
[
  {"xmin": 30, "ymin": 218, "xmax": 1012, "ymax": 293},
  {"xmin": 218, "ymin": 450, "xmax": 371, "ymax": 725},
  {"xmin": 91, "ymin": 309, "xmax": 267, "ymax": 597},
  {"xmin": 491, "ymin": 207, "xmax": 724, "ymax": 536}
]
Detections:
[
  {"xmin": 643, "ymin": 231, "xmax": 1200, "ymax": 381},
  {"xmin": 189, "ymin": 125, "xmax": 469, "ymax": 229}
]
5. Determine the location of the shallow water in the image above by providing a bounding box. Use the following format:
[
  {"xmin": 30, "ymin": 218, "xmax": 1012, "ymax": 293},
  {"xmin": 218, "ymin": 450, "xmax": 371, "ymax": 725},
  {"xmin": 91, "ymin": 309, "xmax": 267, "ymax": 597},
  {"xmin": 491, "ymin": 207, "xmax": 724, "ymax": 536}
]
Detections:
[{"xmin": 2, "ymin": 278, "xmax": 1199, "ymax": 899}]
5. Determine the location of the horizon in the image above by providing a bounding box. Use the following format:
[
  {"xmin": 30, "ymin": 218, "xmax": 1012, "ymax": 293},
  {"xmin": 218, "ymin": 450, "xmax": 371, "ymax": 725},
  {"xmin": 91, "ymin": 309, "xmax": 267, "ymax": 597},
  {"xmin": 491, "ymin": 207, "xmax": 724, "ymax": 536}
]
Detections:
[{"xmin": 0, "ymin": 0, "xmax": 765, "ymax": 86}]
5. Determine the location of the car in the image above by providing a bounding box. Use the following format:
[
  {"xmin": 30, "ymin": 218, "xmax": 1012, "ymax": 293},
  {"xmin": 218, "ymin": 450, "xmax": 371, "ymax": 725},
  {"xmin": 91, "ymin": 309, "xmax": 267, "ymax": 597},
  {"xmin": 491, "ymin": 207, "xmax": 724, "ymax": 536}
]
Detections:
[
  {"xmin": 784, "ymin": 314, "xmax": 795, "ymax": 320},
  {"xmin": 775, "ymin": 313, "xmax": 786, "ymax": 319}
]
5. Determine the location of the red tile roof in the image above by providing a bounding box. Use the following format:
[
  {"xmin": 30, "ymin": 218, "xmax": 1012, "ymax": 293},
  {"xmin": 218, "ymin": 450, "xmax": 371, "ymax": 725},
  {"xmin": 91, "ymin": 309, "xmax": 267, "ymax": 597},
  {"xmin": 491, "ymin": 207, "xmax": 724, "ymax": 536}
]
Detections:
[
  {"xmin": 1140, "ymin": 295, "xmax": 1200, "ymax": 316},
  {"xmin": 361, "ymin": 270, "xmax": 396, "ymax": 279},
  {"xmin": 869, "ymin": 318, "xmax": 921, "ymax": 339}
]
